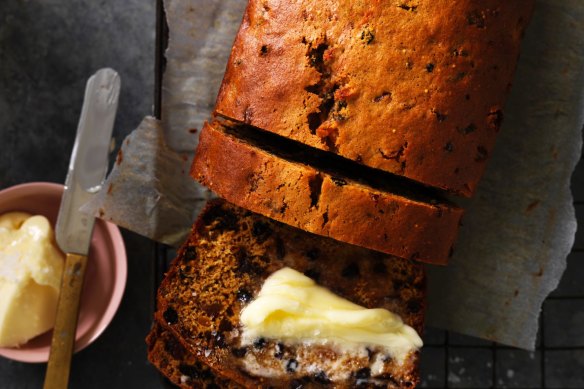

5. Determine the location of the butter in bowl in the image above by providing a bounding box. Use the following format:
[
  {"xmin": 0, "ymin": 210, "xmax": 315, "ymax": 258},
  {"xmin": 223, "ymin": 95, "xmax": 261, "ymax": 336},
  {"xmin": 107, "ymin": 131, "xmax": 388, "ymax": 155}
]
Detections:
[
  {"xmin": 0, "ymin": 182, "xmax": 127, "ymax": 363},
  {"xmin": 0, "ymin": 211, "xmax": 65, "ymax": 348}
]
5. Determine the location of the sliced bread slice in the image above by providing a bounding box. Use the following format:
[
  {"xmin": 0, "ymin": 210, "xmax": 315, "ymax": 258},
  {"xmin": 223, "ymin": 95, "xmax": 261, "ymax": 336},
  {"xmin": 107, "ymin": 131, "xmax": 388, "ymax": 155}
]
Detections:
[
  {"xmin": 191, "ymin": 120, "xmax": 463, "ymax": 265},
  {"xmin": 154, "ymin": 199, "xmax": 426, "ymax": 388}
]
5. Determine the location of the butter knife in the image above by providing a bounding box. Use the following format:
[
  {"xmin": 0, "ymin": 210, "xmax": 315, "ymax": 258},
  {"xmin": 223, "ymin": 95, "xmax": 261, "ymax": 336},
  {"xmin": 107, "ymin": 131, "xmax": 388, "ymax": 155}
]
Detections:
[{"xmin": 44, "ymin": 68, "xmax": 120, "ymax": 389}]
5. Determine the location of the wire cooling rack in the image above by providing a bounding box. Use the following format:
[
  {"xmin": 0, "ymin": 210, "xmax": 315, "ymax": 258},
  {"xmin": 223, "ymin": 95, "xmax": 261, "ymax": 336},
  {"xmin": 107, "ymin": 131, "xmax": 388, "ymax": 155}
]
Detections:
[
  {"xmin": 153, "ymin": 2, "xmax": 584, "ymax": 387},
  {"xmin": 420, "ymin": 293, "xmax": 584, "ymax": 388}
]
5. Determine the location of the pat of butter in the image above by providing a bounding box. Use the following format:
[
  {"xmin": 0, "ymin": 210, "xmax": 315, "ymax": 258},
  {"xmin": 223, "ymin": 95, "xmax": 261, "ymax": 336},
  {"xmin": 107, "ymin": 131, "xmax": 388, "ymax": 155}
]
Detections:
[
  {"xmin": 240, "ymin": 267, "xmax": 423, "ymax": 364},
  {"xmin": 0, "ymin": 212, "xmax": 65, "ymax": 347}
]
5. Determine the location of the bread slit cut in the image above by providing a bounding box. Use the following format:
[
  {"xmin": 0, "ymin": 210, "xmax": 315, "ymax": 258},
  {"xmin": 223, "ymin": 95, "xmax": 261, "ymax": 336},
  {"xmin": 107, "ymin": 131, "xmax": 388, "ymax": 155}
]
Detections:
[
  {"xmin": 219, "ymin": 120, "xmax": 455, "ymax": 205},
  {"xmin": 152, "ymin": 199, "xmax": 426, "ymax": 388},
  {"xmin": 192, "ymin": 120, "xmax": 463, "ymax": 265}
]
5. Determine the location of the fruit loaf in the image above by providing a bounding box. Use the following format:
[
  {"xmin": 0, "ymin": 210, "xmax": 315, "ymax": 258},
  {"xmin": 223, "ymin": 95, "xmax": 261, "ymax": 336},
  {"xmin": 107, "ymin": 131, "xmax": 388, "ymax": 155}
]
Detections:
[
  {"xmin": 191, "ymin": 120, "xmax": 463, "ymax": 265},
  {"xmin": 146, "ymin": 322, "xmax": 241, "ymax": 388},
  {"xmin": 153, "ymin": 199, "xmax": 426, "ymax": 388},
  {"xmin": 214, "ymin": 0, "xmax": 535, "ymax": 197}
]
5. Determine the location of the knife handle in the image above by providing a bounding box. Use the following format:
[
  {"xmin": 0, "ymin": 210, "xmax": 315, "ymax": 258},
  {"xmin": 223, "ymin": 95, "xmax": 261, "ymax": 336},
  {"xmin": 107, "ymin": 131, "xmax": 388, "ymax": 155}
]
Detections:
[{"xmin": 44, "ymin": 253, "xmax": 88, "ymax": 389}]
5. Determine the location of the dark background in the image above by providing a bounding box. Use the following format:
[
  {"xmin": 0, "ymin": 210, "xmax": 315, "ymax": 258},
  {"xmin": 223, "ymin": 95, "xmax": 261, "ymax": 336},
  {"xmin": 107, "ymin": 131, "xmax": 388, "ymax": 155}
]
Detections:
[
  {"xmin": 0, "ymin": 1, "xmax": 161, "ymax": 387},
  {"xmin": 0, "ymin": 1, "xmax": 582, "ymax": 388}
]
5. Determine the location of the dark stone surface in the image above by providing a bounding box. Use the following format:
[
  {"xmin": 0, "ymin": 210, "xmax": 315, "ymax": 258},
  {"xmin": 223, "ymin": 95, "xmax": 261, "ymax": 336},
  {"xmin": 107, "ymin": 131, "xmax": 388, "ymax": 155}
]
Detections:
[
  {"xmin": 0, "ymin": 0, "xmax": 161, "ymax": 388},
  {"xmin": 0, "ymin": 0, "xmax": 155, "ymax": 187},
  {"xmin": 447, "ymin": 348, "xmax": 493, "ymax": 388},
  {"xmin": 544, "ymin": 300, "xmax": 584, "ymax": 348},
  {"xmin": 419, "ymin": 347, "xmax": 446, "ymax": 388},
  {"xmin": 551, "ymin": 251, "xmax": 584, "ymax": 297},
  {"xmin": 545, "ymin": 350, "xmax": 584, "ymax": 389},
  {"xmin": 495, "ymin": 350, "xmax": 542, "ymax": 389}
]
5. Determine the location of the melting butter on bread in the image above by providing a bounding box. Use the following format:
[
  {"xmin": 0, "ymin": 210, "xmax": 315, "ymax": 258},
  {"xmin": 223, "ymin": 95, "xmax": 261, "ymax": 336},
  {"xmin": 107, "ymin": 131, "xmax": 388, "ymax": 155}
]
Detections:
[{"xmin": 150, "ymin": 200, "xmax": 426, "ymax": 388}]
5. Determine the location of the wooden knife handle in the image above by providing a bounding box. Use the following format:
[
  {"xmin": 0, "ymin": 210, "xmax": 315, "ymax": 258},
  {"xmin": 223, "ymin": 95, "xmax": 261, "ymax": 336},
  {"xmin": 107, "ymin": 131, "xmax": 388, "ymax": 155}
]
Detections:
[{"xmin": 44, "ymin": 253, "xmax": 88, "ymax": 389}]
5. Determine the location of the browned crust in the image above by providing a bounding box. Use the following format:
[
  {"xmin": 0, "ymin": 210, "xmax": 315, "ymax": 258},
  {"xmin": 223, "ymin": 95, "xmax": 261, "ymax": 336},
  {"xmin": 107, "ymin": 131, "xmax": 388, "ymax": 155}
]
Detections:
[
  {"xmin": 146, "ymin": 322, "xmax": 241, "ymax": 388},
  {"xmin": 154, "ymin": 199, "xmax": 426, "ymax": 388},
  {"xmin": 214, "ymin": 0, "xmax": 535, "ymax": 197},
  {"xmin": 191, "ymin": 122, "xmax": 463, "ymax": 265}
]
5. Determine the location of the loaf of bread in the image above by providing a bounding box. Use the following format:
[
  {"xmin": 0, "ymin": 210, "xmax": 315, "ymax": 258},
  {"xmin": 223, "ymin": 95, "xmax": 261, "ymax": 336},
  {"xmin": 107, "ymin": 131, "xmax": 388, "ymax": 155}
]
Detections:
[
  {"xmin": 192, "ymin": 121, "xmax": 463, "ymax": 265},
  {"xmin": 214, "ymin": 0, "xmax": 535, "ymax": 197},
  {"xmin": 151, "ymin": 199, "xmax": 426, "ymax": 388}
]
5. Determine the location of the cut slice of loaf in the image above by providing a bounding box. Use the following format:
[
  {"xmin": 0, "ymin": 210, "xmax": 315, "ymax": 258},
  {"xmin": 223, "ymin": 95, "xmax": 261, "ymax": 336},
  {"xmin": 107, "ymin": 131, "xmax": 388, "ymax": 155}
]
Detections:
[
  {"xmin": 214, "ymin": 0, "xmax": 535, "ymax": 197},
  {"xmin": 146, "ymin": 322, "xmax": 241, "ymax": 388},
  {"xmin": 154, "ymin": 199, "xmax": 426, "ymax": 388},
  {"xmin": 191, "ymin": 120, "xmax": 463, "ymax": 265}
]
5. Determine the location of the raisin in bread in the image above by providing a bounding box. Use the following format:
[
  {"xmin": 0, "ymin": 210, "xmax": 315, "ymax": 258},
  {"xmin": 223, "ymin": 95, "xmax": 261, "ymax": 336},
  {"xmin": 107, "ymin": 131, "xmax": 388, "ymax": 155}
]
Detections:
[
  {"xmin": 146, "ymin": 323, "xmax": 241, "ymax": 388},
  {"xmin": 191, "ymin": 120, "xmax": 462, "ymax": 265},
  {"xmin": 154, "ymin": 199, "xmax": 426, "ymax": 388},
  {"xmin": 214, "ymin": 0, "xmax": 535, "ymax": 197}
]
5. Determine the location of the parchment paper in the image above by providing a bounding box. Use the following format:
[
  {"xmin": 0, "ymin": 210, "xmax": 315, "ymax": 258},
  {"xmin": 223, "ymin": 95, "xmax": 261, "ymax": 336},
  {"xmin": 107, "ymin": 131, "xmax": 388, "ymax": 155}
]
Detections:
[
  {"xmin": 83, "ymin": 0, "xmax": 247, "ymax": 246},
  {"xmin": 86, "ymin": 0, "xmax": 583, "ymax": 349}
]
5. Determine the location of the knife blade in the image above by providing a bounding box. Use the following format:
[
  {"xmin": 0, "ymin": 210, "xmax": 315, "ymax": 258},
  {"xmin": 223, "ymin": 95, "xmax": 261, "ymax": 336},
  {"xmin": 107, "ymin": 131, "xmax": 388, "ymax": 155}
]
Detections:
[{"xmin": 44, "ymin": 68, "xmax": 120, "ymax": 389}]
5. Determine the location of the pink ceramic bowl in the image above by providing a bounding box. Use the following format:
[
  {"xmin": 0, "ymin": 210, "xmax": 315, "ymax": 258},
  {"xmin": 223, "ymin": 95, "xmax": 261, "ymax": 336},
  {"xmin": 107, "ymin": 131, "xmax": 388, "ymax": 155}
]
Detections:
[{"xmin": 0, "ymin": 182, "xmax": 127, "ymax": 363}]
